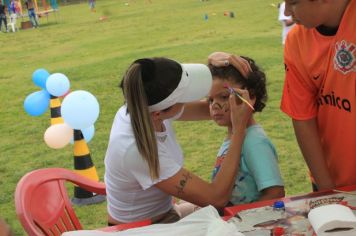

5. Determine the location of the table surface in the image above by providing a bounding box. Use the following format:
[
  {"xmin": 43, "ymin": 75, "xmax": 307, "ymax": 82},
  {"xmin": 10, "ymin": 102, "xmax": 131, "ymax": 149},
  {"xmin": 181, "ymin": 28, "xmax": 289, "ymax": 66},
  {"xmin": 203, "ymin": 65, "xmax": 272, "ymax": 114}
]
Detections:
[
  {"xmin": 223, "ymin": 185, "xmax": 356, "ymax": 236},
  {"xmin": 99, "ymin": 185, "xmax": 356, "ymax": 234}
]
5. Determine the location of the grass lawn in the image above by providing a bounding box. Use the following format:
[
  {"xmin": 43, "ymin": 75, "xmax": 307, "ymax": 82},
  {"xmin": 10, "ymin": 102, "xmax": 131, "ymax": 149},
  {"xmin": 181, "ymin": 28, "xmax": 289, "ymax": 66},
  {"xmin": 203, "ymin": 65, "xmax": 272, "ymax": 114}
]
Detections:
[{"xmin": 0, "ymin": 0, "xmax": 310, "ymax": 234}]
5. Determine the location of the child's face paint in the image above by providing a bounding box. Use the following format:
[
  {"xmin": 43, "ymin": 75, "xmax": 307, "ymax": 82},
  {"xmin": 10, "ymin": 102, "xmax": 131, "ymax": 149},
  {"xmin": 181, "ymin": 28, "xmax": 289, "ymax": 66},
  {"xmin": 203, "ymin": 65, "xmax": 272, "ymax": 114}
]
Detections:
[
  {"xmin": 208, "ymin": 79, "xmax": 241, "ymax": 127},
  {"xmin": 210, "ymin": 101, "xmax": 229, "ymax": 112}
]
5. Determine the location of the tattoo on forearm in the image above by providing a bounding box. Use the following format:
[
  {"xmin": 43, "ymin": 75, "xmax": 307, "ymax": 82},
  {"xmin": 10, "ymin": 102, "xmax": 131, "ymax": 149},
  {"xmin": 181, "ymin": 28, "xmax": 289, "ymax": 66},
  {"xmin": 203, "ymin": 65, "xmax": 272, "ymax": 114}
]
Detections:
[{"xmin": 176, "ymin": 173, "xmax": 192, "ymax": 195}]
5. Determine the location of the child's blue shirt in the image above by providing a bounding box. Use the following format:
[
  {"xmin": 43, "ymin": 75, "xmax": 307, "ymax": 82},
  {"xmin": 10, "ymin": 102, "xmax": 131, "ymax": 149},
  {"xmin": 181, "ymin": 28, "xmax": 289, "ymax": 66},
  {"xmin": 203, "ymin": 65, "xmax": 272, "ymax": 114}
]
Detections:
[{"xmin": 212, "ymin": 124, "xmax": 284, "ymax": 205}]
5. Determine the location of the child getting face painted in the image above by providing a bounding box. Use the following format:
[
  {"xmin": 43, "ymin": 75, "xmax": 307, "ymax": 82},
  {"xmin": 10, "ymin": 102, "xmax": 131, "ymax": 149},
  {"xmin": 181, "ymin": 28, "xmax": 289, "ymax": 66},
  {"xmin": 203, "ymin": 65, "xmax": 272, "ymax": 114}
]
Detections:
[{"xmin": 207, "ymin": 56, "xmax": 285, "ymax": 205}]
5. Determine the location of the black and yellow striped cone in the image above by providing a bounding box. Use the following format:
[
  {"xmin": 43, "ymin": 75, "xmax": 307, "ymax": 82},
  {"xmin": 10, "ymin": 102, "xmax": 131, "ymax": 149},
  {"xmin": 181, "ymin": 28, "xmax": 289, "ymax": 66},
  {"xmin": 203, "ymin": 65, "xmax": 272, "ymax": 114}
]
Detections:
[
  {"xmin": 71, "ymin": 129, "xmax": 106, "ymax": 206},
  {"xmin": 50, "ymin": 95, "xmax": 64, "ymax": 125}
]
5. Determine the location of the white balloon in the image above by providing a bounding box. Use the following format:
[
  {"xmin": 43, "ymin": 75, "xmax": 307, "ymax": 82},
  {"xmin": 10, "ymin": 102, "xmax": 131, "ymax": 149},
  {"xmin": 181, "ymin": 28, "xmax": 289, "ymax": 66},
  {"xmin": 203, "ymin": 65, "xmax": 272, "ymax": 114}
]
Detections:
[
  {"xmin": 46, "ymin": 73, "xmax": 70, "ymax": 97},
  {"xmin": 44, "ymin": 123, "xmax": 73, "ymax": 149},
  {"xmin": 61, "ymin": 90, "xmax": 100, "ymax": 130}
]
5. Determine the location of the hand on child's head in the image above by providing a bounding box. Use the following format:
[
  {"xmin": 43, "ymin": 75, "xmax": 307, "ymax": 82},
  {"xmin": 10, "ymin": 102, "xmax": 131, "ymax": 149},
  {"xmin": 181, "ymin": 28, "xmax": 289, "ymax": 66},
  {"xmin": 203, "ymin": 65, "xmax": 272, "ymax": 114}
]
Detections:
[
  {"xmin": 208, "ymin": 52, "xmax": 230, "ymax": 65},
  {"xmin": 208, "ymin": 52, "xmax": 252, "ymax": 78}
]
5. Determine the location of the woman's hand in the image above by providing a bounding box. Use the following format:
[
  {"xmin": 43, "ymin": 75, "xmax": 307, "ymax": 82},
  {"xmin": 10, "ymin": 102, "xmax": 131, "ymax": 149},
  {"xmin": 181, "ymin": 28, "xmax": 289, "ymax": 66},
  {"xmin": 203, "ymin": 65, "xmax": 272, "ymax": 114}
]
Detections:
[
  {"xmin": 229, "ymin": 88, "xmax": 255, "ymax": 132},
  {"xmin": 208, "ymin": 52, "xmax": 252, "ymax": 78}
]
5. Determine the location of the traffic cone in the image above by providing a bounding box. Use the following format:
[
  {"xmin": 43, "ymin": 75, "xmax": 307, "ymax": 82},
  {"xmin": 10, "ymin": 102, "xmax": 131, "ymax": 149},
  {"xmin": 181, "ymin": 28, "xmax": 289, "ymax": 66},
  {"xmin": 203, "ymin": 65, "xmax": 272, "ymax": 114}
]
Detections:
[
  {"xmin": 71, "ymin": 129, "xmax": 106, "ymax": 205},
  {"xmin": 50, "ymin": 95, "xmax": 64, "ymax": 125}
]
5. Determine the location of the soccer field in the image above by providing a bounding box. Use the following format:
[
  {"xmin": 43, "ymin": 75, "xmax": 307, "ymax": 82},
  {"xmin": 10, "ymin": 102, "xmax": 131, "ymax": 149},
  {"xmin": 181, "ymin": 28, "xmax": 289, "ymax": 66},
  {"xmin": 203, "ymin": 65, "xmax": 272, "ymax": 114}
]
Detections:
[{"xmin": 0, "ymin": 0, "xmax": 310, "ymax": 234}]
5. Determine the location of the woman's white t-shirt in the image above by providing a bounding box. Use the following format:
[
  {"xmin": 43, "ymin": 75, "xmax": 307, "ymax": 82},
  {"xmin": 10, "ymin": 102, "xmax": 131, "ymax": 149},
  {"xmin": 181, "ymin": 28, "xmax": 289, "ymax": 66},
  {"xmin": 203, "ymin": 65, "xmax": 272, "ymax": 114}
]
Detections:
[{"xmin": 104, "ymin": 105, "xmax": 184, "ymax": 223}]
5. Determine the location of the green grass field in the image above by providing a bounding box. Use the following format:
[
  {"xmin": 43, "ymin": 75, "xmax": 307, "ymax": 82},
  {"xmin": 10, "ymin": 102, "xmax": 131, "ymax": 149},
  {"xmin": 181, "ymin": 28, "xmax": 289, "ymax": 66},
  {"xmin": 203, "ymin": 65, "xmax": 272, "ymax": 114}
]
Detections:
[{"xmin": 0, "ymin": 0, "xmax": 310, "ymax": 234}]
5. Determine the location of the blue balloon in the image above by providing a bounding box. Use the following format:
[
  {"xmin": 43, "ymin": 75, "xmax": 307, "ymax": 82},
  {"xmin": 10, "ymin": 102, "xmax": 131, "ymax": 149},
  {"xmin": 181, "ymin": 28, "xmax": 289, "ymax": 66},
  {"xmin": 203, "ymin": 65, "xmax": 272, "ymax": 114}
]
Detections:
[
  {"xmin": 70, "ymin": 125, "xmax": 95, "ymax": 144},
  {"xmin": 61, "ymin": 90, "xmax": 100, "ymax": 129},
  {"xmin": 46, "ymin": 73, "xmax": 70, "ymax": 97},
  {"xmin": 24, "ymin": 90, "xmax": 50, "ymax": 116},
  {"xmin": 32, "ymin": 69, "xmax": 50, "ymax": 89}
]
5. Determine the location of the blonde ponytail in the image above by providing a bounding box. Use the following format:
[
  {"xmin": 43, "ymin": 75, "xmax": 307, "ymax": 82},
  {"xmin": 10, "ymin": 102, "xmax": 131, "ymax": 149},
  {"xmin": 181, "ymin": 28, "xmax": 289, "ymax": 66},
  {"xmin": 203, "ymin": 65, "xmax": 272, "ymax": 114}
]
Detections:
[{"xmin": 123, "ymin": 64, "xmax": 160, "ymax": 179}]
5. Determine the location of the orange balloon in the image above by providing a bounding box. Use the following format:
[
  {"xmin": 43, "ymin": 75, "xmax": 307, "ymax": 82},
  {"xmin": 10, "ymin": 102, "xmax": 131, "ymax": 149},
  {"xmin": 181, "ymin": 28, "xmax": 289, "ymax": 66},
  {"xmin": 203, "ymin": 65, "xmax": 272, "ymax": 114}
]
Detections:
[{"xmin": 44, "ymin": 123, "xmax": 73, "ymax": 149}]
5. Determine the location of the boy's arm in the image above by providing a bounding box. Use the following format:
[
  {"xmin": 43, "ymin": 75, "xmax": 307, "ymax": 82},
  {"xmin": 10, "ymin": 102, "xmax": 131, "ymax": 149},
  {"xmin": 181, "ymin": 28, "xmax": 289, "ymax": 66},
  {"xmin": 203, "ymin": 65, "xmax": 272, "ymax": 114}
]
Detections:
[
  {"xmin": 244, "ymin": 137, "xmax": 285, "ymax": 201},
  {"xmin": 259, "ymin": 186, "xmax": 285, "ymax": 201},
  {"xmin": 292, "ymin": 118, "xmax": 335, "ymax": 190}
]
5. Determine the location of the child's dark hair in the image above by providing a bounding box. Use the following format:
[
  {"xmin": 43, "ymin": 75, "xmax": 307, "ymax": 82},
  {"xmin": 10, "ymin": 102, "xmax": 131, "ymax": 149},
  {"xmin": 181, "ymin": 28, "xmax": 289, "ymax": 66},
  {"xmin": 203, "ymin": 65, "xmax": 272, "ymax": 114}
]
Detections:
[{"xmin": 208, "ymin": 56, "xmax": 267, "ymax": 112}]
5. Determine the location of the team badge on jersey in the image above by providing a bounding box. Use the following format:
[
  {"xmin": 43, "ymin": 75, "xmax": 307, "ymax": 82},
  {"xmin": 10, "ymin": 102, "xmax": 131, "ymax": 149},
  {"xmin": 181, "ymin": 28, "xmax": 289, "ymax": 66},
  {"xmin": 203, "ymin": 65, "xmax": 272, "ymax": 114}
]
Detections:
[{"xmin": 334, "ymin": 40, "xmax": 356, "ymax": 75}]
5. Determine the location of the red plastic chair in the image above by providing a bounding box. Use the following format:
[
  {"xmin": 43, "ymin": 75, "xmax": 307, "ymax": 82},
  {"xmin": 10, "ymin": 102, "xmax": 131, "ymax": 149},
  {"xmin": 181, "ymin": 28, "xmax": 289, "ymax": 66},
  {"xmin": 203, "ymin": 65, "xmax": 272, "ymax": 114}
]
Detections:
[{"xmin": 15, "ymin": 168, "xmax": 151, "ymax": 236}]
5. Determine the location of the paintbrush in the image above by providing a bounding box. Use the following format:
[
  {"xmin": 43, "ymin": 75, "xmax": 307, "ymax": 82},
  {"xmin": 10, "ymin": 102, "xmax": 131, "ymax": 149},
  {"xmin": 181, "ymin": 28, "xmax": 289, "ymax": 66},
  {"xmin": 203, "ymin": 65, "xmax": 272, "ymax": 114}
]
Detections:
[{"xmin": 223, "ymin": 84, "xmax": 255, "ymax": 111}]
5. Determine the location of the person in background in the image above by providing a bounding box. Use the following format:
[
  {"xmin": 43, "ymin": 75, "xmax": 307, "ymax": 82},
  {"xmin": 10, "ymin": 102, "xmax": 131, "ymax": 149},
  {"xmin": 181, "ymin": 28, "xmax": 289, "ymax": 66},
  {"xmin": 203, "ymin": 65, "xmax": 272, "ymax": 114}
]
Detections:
[
  {"xmin": 281, "ymin": 0, "xmax": 355, "ymax": 191},
  {"xmin": 104, "ymin": 56, "xmax": 254, "ymax": 225},
  {"xmin": 10, "ymin": 0, "xmax": 16, "ymax": 14},
  {"xmin": 14, "ymin": 0, "xmax": 22, "ymax": 16},
  {"xmin": 0, "ymin": 2, "xmax": 8, "ymax": 33},
  {"xmin": 89, "ymin": 0, "xmax": 96, "ymax": 12},
  {"xmin": 208, "ymin": 53, "xmax": 285, "ymax": 206},
  {"xmin": 25, "ymin": 0, "xmax": 39, "ymax": 28},
  {"xmin": 8, "ymin": 0, "xmax": 18, "ymax": 32},
  {"xmin": 278, "ymin": 1, "xmax": 295, "ymax": 45},
  {"xmin": 10, "ymin": 0, "xmax": 21, "ymax": 15}
]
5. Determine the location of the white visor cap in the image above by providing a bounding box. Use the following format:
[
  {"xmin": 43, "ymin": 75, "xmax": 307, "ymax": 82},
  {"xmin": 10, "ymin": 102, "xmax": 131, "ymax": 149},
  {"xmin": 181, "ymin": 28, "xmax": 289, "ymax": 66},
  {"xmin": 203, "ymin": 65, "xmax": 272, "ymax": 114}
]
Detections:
[{"xmin": 148, "ymin": 63, "xmax": 212, "ymax": 112}]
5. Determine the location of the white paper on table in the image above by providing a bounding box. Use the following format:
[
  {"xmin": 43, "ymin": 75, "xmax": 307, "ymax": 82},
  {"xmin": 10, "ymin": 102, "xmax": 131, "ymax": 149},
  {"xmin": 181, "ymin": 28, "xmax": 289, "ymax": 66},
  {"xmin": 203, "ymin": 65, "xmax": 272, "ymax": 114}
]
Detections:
[
  {"xmin": 62, "ymin": 205, "xmax": 245, "ymax": 236},
  {"xmin": 235, "ymin": 206, "xmax": 285, "ymax": 227},
  {"xmin": 308, "ymin": 204, "xmax": 356, "ymax": 236}
]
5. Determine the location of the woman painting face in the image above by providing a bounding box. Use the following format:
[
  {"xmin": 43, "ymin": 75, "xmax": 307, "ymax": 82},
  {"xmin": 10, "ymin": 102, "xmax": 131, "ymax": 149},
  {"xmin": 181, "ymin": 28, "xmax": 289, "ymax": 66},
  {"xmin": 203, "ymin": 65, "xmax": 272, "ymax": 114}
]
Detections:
[{"xmin": 208, "ymin": 79, "xmax": 242, "ymax": 127}]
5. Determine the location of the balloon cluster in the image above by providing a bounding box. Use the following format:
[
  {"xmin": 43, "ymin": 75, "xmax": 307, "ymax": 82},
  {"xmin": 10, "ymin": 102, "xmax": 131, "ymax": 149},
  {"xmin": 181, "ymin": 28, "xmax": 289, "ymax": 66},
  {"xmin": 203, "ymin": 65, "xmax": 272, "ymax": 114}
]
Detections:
[{"xmin": 24, "ymin": 68, "xmax": 99, "ymax": 149}]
